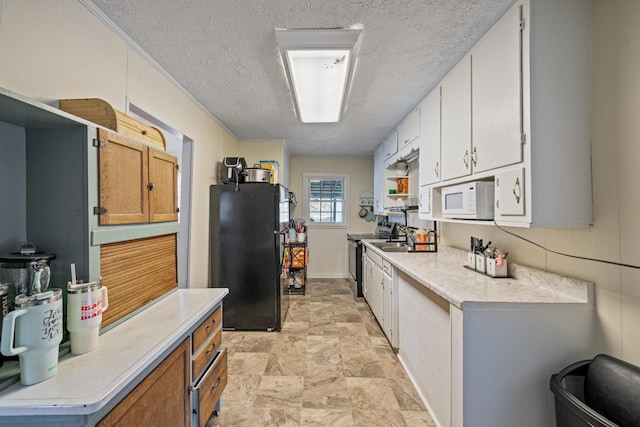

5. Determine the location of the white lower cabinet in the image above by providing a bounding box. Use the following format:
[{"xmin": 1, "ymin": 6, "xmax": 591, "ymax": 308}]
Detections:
[
  {"xmin": 396, "ymin": 271, "xmax": 593, "ymax": 427},
  {"xmin": 364, "ymin": 249, "xmax": 383, "ymax": 325},
  {"xmin": 364, "ymin": 248, "xmax": 397, "ymax": 349},
  {"xmin": 398, "ymin": 272, "xmax": 451, "ymax": 427}
]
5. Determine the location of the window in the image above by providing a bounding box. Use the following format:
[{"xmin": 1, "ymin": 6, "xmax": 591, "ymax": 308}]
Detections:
[{"xmin": 303, "ymin": 173, "xmax": 350, "ymax": 227}]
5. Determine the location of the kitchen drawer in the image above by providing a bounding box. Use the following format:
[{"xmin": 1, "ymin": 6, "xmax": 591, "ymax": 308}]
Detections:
[
  {"xmin": 192, "ymin": 348, "xmax": 227, "ymax": 427},
  {"xmin": 192, "ymin": 305, "xmax": 222, "ymax": 353},
  {"xmin": 366, "ymin": 248, "xmax": 383, "ymax": 268},
  {"xmin": 193, "ymin": 328, "xmax": 222, "ymax": 381},
  {"xmin": 382, "ymin": 259, "xmax": 393, "ymax": 276}
]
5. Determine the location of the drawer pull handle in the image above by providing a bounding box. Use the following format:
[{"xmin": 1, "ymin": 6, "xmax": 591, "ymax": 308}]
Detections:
[
  {"xmin": 205, "ymin": 319, "xmax": 216, "ymax": 330},
  {"xmin": 206, "ymin": 343, "xmax": 217, "ymax": 356},
  {"xmin": 210, "ymin": 376, "xmax": 222, "ymax": 391}
]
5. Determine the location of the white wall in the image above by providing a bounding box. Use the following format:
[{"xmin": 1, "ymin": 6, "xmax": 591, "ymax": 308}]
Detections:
[
  {"xmin": 289, "ymin": 156, "xmax": 376, "ymax": 278},
  {"xmin": 0, "ymin": 0, "xmax": 236, "ymax": 288},
  {"xmin": 439, "ymin": 0, "xmax": 640, "ymax": 366}
]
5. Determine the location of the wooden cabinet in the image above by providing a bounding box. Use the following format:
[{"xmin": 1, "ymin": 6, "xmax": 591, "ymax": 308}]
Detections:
[
  {"xmin": 440, "ymin": 55, "xmax": 472, "ymax": 182},
  {"xmin": 382, "ymin": 130, "xmax": 398, "ymax": 159},
  {"xmin": 373, "ymin": 143, "xmax": 385, "ymax": 215},
  {"xmin": 397, "ymin": 108, "xmax": 420, "ymax": 150},
  {"xmin": 471, "ymin": 4, "xmax": 522, "ymax": 174},
  {"xmin": 418, "ymin": 88, "xmax": 441, "ymax": 187},
  {"xmin": 97, "ymin": 128, "xmax": 178, "ymax": 225},
  {"xmin": 191, "ymin": 304, "xmax": 227, "ymax": 427},
  {"xmin": 98, "ymin": 339, "xmax": 190, "ymax": 427}
]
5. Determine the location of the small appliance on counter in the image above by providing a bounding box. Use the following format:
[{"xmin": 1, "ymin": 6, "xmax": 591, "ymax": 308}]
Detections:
[
  {"xmin": 0, "ymin": 244, "xmax": 57, "ymax": 311},
  {"xmin": 222, "ymin": 157, "xmax": 247, "ymax": 184}
]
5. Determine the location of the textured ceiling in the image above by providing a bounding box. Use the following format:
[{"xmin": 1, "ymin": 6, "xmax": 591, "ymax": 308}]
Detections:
[{"xmin": 86, "ymin": 0, "xmax": 516, "ymax": 156}]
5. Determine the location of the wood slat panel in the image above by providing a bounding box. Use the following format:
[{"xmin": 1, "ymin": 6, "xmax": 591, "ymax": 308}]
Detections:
[{"xmin": 100, "ymin": 234, "xmax": 177, "ymax": 327}]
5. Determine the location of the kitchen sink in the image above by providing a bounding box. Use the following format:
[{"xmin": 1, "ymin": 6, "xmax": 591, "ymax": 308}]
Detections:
[{"xmin": 370, "ymin": 241, "xmax": 410, "ymax": 252}]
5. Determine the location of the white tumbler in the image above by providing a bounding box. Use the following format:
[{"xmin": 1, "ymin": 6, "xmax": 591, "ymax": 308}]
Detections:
[
  {"xmin": 1, "ymin": 289, "xmax": 63, "ymax": 385},
  {"xmin": 67, "ymin": 280, "xmax": 108, "ymax": 355}
]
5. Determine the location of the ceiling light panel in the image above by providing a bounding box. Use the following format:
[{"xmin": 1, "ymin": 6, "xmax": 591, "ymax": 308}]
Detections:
[{"xmin": 276, "ymin": 29, "xmax": 362, "ymax": 124}]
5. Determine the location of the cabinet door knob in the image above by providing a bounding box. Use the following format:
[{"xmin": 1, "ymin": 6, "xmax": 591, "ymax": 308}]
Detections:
[
  {"xmin": 512, "ymin": 177, "xmax": 521, "ymax": 204},
  {"xmin": 147, "ymin": 183, "xmax": 155, "ymax": 191},
  {"xmin": 471, "ymin": 146, "xmax": 478, "ymax": 167},
  {"xmin": 463, "ymin": 150, "xmax": 469, "ymax": 169},
  {"xmin": 434, "ymin": 161, "xmax": 439, "ymax": 178}
]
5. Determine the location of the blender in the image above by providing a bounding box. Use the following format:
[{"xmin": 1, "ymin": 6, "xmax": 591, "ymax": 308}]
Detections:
[{"xmin": 0, "ymin": 244, "xmax": 56, "ymax": 310}]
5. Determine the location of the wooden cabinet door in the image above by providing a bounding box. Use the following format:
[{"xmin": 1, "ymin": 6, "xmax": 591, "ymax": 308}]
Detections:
[
  {"xmin": 440, "ymin": 56, "xmax": 472, "ymax": 181},
  {"xmin": 149, "ymin": 148, "xmax": 179, "ymax": 222},
  {"xmin": 98, "ymin": 129, "xmax": 149, "ymax": 225},
  {"xmin": 98, "ymin": 339, "xmax": 190, "ymax": 427}
]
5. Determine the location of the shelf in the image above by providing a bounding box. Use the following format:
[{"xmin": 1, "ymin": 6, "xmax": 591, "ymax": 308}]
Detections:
[
  {"xmin": 387, "ymin": 193, "xmax": 409, "ymax": 198},
  {"xmin": 387, "ymin": 175, "xmax": 409, "ymax": 180}
]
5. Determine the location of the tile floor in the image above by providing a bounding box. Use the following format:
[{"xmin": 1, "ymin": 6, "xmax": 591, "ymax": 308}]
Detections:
[{"xmin": 207, "ymin": 278, "xmax": 436, "ymax": 427}]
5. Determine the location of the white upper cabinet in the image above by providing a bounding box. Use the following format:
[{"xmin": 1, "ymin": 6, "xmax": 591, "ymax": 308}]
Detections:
[
  {"xmin": 383, "ymin": 130, "xmax": 398, "ymax": 159},
  {"xmin": 471, "ymin": 4, "xmax": 522, "ymax": 173},
  {"xmin": 397, "ymin": 108, "xmax": 420, "ymax": 150},
  {"xmin": 419, "ymin": 88, "xmax": 441, "ymax": 187},
  {"xmin": 373, "ymin": 143, "xmax": 385, "ymax": 215},
  {"xmin": 440, "ymin": 56, "xmax": 472, "ymax": 182}
]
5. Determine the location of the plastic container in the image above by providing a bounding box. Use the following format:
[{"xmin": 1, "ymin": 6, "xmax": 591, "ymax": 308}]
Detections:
[{"xmin": 550, "ymin": 354, "xmax": 640, "ymax": 427}]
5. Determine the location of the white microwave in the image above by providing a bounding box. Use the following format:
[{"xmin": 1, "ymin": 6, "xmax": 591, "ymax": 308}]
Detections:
[{"xmin": 441, "ymin": 181, "xmax": 495, "ymax": 220}]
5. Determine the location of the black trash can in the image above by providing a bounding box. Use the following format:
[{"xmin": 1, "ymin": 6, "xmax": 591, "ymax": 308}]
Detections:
[{"xmin": 550, "ymin": 354, "xmax": 640, "ymax": 427}]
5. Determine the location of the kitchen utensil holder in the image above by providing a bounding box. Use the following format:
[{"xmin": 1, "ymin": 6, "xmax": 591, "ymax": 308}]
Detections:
[{"xmin": 465, "ymin": 254, "xmax": 509, "ymax": 278}]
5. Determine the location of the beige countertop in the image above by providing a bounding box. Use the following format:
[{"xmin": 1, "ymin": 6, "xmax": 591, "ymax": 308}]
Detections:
[{"xmin": 362, "ymin": 242, "xmax": 592, "ymax": 309}]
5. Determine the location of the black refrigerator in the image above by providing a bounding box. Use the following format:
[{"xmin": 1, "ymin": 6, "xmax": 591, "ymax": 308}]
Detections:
[{"xmin": 209, "ymin": 183, "xmax": 289, "ymax": 331}]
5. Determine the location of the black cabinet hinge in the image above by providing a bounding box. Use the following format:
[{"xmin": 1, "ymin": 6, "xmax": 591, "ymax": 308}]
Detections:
[
  {"xmin": 93, "ymin": 206, "xmax": 107, "ymax": 215},
  {"xmin": 92, "ymin": 139, "xmax": 107, "ymax": 148},
  {"xmin": 176, "ymin": 207, "xmax": 180, "ymax": 213},
  {"xmin": 175, "ymin": 164, "xmax": 180, "ymax": 171}
]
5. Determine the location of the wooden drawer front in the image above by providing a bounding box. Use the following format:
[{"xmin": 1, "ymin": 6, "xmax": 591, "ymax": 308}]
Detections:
[
  {"xmin": 192, "ymin": 305, "xmax": 222, "ymax": 352},
  {"xmin": 193, "ymin": 328, "xmax": 222, "ymax": 381},
  {"xmin": 100, "ymin": 234, "xmax": 178, "ymax": 327},
  {"xmin": 194, "ymin": 349, "xmax": 227, "ymax": 427}
]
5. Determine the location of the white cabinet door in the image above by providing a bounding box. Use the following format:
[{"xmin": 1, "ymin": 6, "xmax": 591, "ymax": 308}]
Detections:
[
  {"xmin": 419, "ymin": 88, "xmax": 441, "ymax": 186},
  {"xmin": 373, "ymin": 143, "xmax": 385, "ymax": 215},
  {"xmin": 472, "ymin": 4, "xmax": 522, "ymax": 173},
  {"xmin": 418, "ymin": 185, "xmax": 432, "ymax": 219},
  {"xmin": 365, "ymin": 253, "xmax": 384, "ymax": 325},
  {"xmin": 382, "ymin": 260, "xmax": 393, "ymax": 343},
  {"xmin": 495, "ymin": 167, "xmax": 525, "ymax": 217},
  {"xmin": 441, "ymin": 56, "xmax": 472, "ymax": 181},
  {"xmin": 397, "ymin": 108, "xmax": 420, "ymax": 150},
  {"xmin": 383, "ymin": 130, "xmax": 398, "ymax": 159}
]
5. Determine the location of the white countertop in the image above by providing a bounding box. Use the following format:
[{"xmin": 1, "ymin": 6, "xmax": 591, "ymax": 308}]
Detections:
[
  {"xmin": 362, "ymin": 242, "xmax": 592, "ymax": 309},
  {"xmin": 0, "ymin": 288, "xmax": 228, "ymax": 417}
]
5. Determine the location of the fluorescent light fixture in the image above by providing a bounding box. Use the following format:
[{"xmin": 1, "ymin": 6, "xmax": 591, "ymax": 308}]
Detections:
[{"xmin": 276, "ymin": 29, "xmax": 362, "ymax": 123}]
